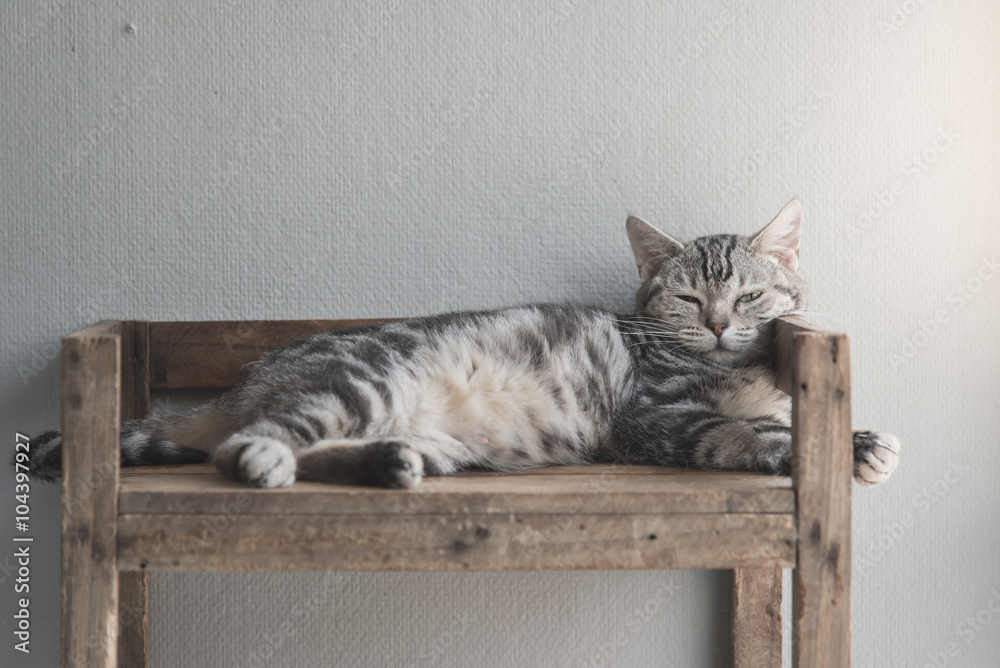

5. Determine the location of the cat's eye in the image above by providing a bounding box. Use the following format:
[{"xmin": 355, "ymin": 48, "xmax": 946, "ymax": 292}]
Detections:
[
  {"xmin": 676, "ymin": 295, "xmax": 701, "ymax": 305},
  {"xmin": 738, "ymin": 292, "xmax": 762, "ymax": 303}
]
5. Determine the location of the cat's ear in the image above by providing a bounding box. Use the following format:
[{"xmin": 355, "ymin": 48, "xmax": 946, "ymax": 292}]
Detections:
[
  {"xmin": 626, "ymin": 215, "xmax": 685, "ymax": 282},
  {"xmin": 750, "ymin": 199, "xmax": 802, "ymax": 271}
]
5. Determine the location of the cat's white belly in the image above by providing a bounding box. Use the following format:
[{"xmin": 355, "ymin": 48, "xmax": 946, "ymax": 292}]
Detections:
[{"xmin": 386, "ymin": 347, "xmax": 607, "ymax": 469}]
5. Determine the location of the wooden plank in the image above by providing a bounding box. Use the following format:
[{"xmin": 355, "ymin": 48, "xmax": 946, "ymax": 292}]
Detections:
[
  {"xmin": 117, "ymin": 572, "xmax": 148, "ymax": 668},
  {"xmin": 149, "ymin": 315, "xmax": 825, "ymax": 392},
  {"xmin": 61, "ymin": 328, "xmax": 121, "ymax": 668},
  {"xmin": 118, "ymin": 463, "xmax": 794, "ymax": 516},
  {"xmin": 117, "ymin": 512, "xmax": 796, "ymax": 572},
  {"xmin": 773, "ymin": 316, "xmax": 834, "ymax": 395},
  {"xmin": 69, "ymin": 320, "xmax": 123, "ymax": 338},
  {"xmin": 149, "ymin": 319, "xmax": 392, "ymax": 389},
  {"xmin": 790, "ymin": 332, "xmax": 852, "ymax": 668},
  {"xmin": 118, "ymin": 322, "xmax": 150, "ymax": 668},
  {"xmin": 118, "ymin": 321, "xmax": 151, "ymax": 423},
  {"xmin": 732, "ymin": 568, "xmax": 783, "ymax": 668}
]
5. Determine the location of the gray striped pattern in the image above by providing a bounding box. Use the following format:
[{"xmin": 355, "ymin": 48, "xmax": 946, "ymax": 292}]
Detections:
[{"xmin": 25, "ymin": 202, "xmax": 899, "ymax": 488}]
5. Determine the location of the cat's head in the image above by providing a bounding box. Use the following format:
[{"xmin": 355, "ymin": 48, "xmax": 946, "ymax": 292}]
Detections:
[{"xmin": 626, "ymin": 199, "xmax": 807, "ymax": 364}]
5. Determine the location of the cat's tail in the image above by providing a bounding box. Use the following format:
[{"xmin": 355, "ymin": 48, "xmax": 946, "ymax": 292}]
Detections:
[{"xmin": 19, "ymin": 403, "xmax": 236, "ymax": 482}]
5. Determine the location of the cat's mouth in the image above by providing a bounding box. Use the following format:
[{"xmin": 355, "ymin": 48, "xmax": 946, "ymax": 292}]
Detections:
[{"xmin": 703, "ymin": 336, "xmax": 749, "ymax": 363}]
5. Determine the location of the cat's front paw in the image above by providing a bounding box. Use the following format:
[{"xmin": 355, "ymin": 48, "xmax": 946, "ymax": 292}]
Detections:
[
  {"xmin": 382, "ymin": 443, "xmax": 424, "ymax": 489},
  {"xmin": 852, "ymin": 430, "xmax": 900, "ymax": 487},
  {"xmin": 758, "ymin": 448, "xmax": 791, "ymax": 476},
  {"xmin": 376, "ymin": 441, "xmax": 424, "ymax": 489}
]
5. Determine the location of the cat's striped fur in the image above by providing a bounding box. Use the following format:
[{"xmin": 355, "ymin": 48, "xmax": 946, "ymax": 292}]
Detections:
[{"xmin": 26, "ymin": 200, "xmax": 900, "ymax": 488}]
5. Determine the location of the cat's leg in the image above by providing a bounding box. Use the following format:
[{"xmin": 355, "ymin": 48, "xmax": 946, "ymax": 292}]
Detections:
[
  {"xmin": 678, "ymin": 417, "xmax": 795, "ymax": 475},
  {"xmin": 852, "ymin": 430, "xmax": 901, "ymax": 487},
  {"xmin": 619, "ymin": 410, "xmax": 900, "ymax": 485},
  {"xmin": 296, "ymin": 432, "xmax": 471, "ymax": 488},
  {"xmin": 616, "ymin": 409, "xmax": 795, "ymax": 475},
  {"xmin": 213, "ymin": 418, "xmax": 307, "ymax": 488},
  {"xmin": 295, "ymin": 439, "xmax": 423, "ymax": 488}
]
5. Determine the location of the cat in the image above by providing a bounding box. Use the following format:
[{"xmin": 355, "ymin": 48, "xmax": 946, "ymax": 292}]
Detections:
[{"xmin": 26, "ymin": 200, "xmax": 900, "ymax": 489}]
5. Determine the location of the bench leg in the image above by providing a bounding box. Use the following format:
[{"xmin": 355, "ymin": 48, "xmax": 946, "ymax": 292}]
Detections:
[
  {"xmin": 61, "ymin": 332, "xmax": 122, "ymax": 666},
  {"xmin": 119, "ymin": 572, "xmax": 149, "ymax": 667},
  {"xmin": 789, "ymin": 332, "xmax": 853, "ymax": 667},
  {"xmin": 732, "ymin": 567, "xmax": 782, "ymax": 668},
  {"xmin": 118, "ymin": 322, "xmax": 152, "ymax": 667}
]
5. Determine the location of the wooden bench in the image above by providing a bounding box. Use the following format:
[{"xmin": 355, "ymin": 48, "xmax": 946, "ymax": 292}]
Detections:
[{"xmin": 58, "ymin": 317, "xmax": 852, "ymax": 667}]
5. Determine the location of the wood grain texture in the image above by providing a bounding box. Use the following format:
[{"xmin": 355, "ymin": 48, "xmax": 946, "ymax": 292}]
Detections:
[
  {"xmin": 66, "ymin": 320, "xmax": 123, "ymax": 338},
  {"xmin": 61, "ymin": 328, "xmax": 121, "ymax": 668},
  {"xmin": 773, "ymin": 316, "xmax": 828, "ymax": 395},
  {"xmin": 118, "ymin": 463, "xmax": 794, "ymax": 516},
  {"xmin": 118, "ymin": 322, "xmax": 151, "ymax": 668},
  {"xmin": 790, "ymin": 332, "xmax": 852, "ymax": 668},
  {"xmin": 51, "ymin": 317, "xmax": 859, "ymax": 664},
  {"xmin": 149, "ymin": 319, "xmax": 392, "ymax": 389},
  {"xmin": 153, "ymin": 316, "xmax": 823, "ymax": 391},
  {"xmin": 118, "ymin": 321, "xmax": 151, "ymax": 423},
  {"xmin": 117, "ymin": 572, "xmax": 148, "ymax": 668},
  {"xmin": 117, "ymin": 512, "xmax": 795, "ymax": 572},
  {"xmin": 732, "ymin": 568, "xmax": 783, "ymax": 668}
]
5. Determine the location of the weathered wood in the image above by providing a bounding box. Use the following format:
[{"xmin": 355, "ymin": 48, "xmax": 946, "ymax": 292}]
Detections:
[
  {"xmin": 773, "ymin": 316, "xmax": 829, "ymax": 395},
  {"xmin": 54, "ymin": 316, "xmax": 859, "ymax": 664},
  {"xmin": 118, "ymin": 463, "xmax": 794, "ymax": 516},
  {"xmin": 67, "ymin": 320, "xmax": 123, "ymax": 338},
  {"xmin": 152, "ymin": 316, "xmax": 830, "ymax": 392},
  {"xmin": 118, "ymin": 321, "xmax": 151, "ymax": 423},
  {"xmin": 61, "ymin": 327, "xmax": 122, "ymax": 668},
  {"xmin": 149, "ymin": 319, "xmax": 392, "ymax": 389},
  {"xmin": 117, "ymin": 572, "xmax": 149, "ymax": 668},
  {"xmin": 117, "ymin": 512, "xmax": 796, "ymax": 572},
  {"xmin": 790, "ymin": 332, "xmax": 852, "ymax": 668},
  {"xmin": 732, "ymin": 568, "xmax": 783, "ymax": 668},
  {"xmin": 118, "ymin": 322, "xmax": 151, "ymax": 668}
]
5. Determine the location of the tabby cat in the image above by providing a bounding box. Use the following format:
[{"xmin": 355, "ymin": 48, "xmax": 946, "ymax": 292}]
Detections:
[{"xmin": 27, "ymin": 200, "xmax": 900, "ymax": 488}]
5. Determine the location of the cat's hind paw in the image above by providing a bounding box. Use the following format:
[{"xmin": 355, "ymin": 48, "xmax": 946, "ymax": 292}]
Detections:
[
  {"xmin": 215, "ymin": 435, "xmax": 296, "ymax": 488},
  {"xmin": 852, "ymin": 430, "xmax": 900, "ymax": 487}
]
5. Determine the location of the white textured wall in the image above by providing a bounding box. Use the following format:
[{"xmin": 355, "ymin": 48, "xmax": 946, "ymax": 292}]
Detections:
[{"xmin": 2, "ymin": 1, "xmax": 999, "ymax": 666}]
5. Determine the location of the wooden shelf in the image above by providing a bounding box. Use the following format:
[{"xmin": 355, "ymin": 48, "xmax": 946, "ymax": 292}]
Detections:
[
  {"xmin": 119, "ymin": 462, "xmax": 794, "ymax": 515},
  {"xmin": 116, "ymin": 463, "xmax": 795, "ymax": 572},
  {"xmin": 59, "ymin": 318, "xmax": 853, "ymax": 667}
]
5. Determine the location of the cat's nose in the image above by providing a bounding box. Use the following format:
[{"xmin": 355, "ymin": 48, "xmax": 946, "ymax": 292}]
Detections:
[{"xmin": 708, "ymin": 322, "xmax": 728, "ymax": 338}]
